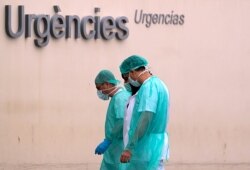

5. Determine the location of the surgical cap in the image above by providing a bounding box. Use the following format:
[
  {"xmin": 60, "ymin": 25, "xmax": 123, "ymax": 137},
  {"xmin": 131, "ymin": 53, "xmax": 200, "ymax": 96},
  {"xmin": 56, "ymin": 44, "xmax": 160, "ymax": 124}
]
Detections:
[
  {"xmin": 119, "ymin": 55, "xmax": 148, "ymax": 73},
  {"xmin": 95, "ymin": 70, "xmax": 119, "ymax": 85}
]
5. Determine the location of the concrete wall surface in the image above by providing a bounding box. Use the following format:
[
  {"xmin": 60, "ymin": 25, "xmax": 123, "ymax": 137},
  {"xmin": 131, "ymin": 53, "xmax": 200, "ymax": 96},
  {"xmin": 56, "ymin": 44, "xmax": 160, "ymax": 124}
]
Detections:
[{"xmin": 1, "ymin": 0, "xmax": 250, "ymax": 169}]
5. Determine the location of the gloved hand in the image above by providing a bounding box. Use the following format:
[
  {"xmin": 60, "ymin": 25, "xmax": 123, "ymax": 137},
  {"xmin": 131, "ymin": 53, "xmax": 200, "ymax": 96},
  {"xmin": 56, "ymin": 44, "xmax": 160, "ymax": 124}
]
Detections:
[{"xmin": 95, "ymin": 139, "xmax": 111, "ymax": 155}]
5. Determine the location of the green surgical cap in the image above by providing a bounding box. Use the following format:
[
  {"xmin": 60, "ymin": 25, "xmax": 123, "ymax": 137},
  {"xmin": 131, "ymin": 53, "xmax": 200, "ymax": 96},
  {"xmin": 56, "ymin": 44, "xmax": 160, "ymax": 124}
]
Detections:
[
  {"xmin": 95, "ymin": 70, "xmax": 119, "ymax": 85},
  {"xmin": 119, "ymin": 55, "xmax": 148, "ymax": 73}
]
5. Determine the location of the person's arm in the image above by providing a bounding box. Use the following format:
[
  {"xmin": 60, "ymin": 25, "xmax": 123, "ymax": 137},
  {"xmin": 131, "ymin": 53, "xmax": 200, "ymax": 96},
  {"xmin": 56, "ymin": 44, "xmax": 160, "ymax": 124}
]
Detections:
[
  {"xmin": 95, "ymin": 139, "xmax": 112, "ymax": 155},
  {"xmin": 111, "ymin": 91, "xmax": 129, "ymax": 139},
  {"xmin": 95, "ymin": 117, "xmax": 124, "ymax": 155},
  {"xmin": 110, "ymin": 118, "xmax": 123, "ymax": 139},
  {"xmin": 126, "ymin": 111, "xmax": 153, "ymax": 151},
  {"xmin": 120, "ymin": 111, "xmax": 153, "ymax": 163}
]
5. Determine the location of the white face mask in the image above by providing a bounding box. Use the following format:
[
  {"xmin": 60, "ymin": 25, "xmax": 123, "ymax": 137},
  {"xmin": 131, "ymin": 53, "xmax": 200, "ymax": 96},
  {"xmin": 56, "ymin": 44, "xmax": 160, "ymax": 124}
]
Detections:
[
  {"xmin": 128, "ymin": 77, "xmax": 141, "ymax": 87},
  {"xmin": 128, "ymin": 69, "xmax": 148, "ymax": 87},
  {"xmin": 97, "ymin": 90, "xmax": 109, "ymax": 100},
  {"xmin": 96, "ymin": 86, "xmax": 117, "ymax": 100}
]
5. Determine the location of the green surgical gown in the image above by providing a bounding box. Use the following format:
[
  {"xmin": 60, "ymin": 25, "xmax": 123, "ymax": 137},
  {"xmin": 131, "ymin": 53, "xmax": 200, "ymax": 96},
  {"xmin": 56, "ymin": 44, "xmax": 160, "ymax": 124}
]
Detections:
[
  {"xmin": 125, "ymin": 76, "xmax": 170, "ymax": 170},
  {"xmin": 100, "ymin": 88, "xmax": 131, "ymax": 170}
]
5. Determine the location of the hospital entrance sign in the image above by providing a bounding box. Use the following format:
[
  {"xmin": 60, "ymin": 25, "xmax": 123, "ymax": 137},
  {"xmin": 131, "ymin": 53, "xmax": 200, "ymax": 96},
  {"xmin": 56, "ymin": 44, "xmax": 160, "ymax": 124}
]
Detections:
[
  {"xmin": 4, "ymin": 5, "xmax": 185, "ymax": 48},
  {"xmin": 5, "ymin": 5, "xmax": 129, "ymax": 48}
]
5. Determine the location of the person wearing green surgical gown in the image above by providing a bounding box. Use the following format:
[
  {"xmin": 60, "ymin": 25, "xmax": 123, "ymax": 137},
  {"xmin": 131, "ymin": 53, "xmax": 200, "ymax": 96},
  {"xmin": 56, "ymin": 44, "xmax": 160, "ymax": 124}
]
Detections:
[
  {"xmin": 119, "ymin": 55, "xmax": 170, "ymax": 170},
  {"xmin": 94, "ymin": 69, "xmax": 131, "ymax": 170}
]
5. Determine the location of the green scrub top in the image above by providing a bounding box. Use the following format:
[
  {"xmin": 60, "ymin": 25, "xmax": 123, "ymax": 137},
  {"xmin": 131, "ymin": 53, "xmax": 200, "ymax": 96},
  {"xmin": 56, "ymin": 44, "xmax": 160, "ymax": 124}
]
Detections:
[
  {"xmin": 100, "ymin": 88, "xmax": 131, "ymax": 170},
  {"xmin": 125, "ymin": 76, "xmax": 170, "ymax": 170}
]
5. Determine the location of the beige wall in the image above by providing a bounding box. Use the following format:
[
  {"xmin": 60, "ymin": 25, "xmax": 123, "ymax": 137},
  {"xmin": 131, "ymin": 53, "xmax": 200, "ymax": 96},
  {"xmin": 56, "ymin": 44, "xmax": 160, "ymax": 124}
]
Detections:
[{"xmin": 0, "ymin": 0, "xmax": 250, "ymax": 169}]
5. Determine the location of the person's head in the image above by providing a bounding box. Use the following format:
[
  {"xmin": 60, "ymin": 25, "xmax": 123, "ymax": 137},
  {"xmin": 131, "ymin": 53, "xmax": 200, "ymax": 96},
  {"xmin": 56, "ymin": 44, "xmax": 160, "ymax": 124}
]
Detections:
[
  {"xmin": 120, "ymin": 58, "xmax": 142, "ymax": 94},
  {"xmin": 119, "ymin": 55, "xmax": 151, "ymax": 87},
  {"xmin": 120, "ymin": 72, "xmax": 140, "ymax": 95},
  {"xmin": 95, "ymin": 70, "xmax": 119, "ymax": 100}
]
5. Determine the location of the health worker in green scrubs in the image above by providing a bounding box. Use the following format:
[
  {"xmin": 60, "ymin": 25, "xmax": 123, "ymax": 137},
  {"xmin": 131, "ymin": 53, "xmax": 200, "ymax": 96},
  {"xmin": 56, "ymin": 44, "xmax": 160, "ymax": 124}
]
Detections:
[
  {"xmin": 119, "ymin": 55, "xmax": 170, "ymax": 170},
  {"xmin": 94, "ymin": 69, "xmax": 131, "ymax": 170}
]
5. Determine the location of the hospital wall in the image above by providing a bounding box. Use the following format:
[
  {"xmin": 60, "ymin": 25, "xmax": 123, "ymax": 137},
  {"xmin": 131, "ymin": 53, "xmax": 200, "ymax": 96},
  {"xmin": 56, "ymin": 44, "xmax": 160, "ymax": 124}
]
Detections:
[{"xmin": 0, "ymin": 0, "xmax": 250, "ymax": 169}]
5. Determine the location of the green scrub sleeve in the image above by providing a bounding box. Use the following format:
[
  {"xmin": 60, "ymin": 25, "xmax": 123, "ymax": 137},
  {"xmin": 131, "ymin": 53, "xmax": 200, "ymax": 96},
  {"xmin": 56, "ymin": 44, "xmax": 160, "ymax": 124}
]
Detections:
[
  {"xmin": 125, "ymin": 111, "xmax": 153, "ymax": 152},
  {"xmin": 109, "ymin": 118, "xmax": 124, "ymax": 140}
]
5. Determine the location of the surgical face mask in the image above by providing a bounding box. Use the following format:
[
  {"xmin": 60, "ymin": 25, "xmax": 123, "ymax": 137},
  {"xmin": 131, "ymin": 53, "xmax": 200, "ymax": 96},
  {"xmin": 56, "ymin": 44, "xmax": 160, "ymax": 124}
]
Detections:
[
  {"xmin": 128, "ymin": 77, "xmax": 141, "ymax": 87},
  {"xmin": 128, "ymin": 69, "xmax": 148, "ymax": 87},
  {"xmin": 97, "ymin": 90, "xmax": 109, "ymax": 100},
  {"xmin": 124, "ymin": 82, "xmax": 132, "ymax": 92},
  {"xmin": 97, "ymin": 86, "xmax": 117, "ymax": 100}
]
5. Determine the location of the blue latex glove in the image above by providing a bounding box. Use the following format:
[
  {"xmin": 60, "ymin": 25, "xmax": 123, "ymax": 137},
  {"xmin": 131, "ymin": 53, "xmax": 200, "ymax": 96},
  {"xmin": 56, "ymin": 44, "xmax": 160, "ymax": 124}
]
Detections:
[{"xmin": 95, "ymin": 139, "xmax": 111, "ymax": 155}]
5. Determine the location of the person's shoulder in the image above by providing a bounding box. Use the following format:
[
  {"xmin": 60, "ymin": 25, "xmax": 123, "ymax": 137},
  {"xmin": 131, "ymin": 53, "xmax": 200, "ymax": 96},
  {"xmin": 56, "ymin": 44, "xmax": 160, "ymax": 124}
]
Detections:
[
  {"xmin": 151, "ymin": 76, "xmax": 167, "ymax": 86},
  {"xmin": 142, "ymin": 76, "xmax": 160, "ymax": 87},
  {"xmin": 114, "ymin": 88, "xmax": 131, "ymax": 99},
  {"xmin": 112, "ymin": 90, "xmax": 130, "ymax": 106},
  {"xmin": 141, "ymin": 76, "xmax": 168, "ymax": 92}
]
